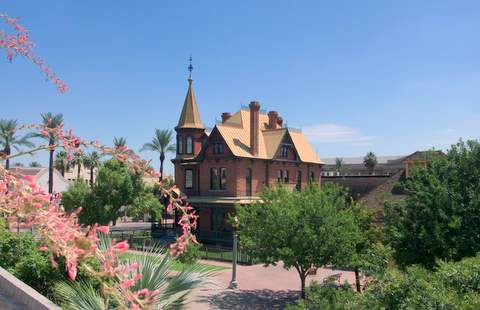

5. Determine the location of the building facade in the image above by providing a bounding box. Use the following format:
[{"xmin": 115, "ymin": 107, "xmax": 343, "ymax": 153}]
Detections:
[{"xmin": 171, "ymin": 73, "xmax": 324, "ymax": 243}]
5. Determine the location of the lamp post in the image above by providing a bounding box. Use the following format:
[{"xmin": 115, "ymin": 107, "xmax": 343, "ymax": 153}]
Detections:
[{"xmin": 229, "ymin": 216, "xmax": 239, "ymax": 289}]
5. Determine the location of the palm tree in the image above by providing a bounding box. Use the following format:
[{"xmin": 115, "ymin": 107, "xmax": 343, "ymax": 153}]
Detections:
[
  {"xmin": 54, "ymin": 242, "xmax": 209, "ymax": 310},
  {"xmin": 29, "ymin": 161, "xmax": 42, "ymax": 167},
  {"xmin": 113, "ymin": 136, "xmax": 127, "ymax": 149},
  {"xmin": 335, "ymin": 157, "xmax": 344, "ymax": 175},
  {"xmin": 363, "ymin": 151, "xmax": 378, "ymax": 175},
  {"xmin": 31, "ymin": 113, "xmax": 64, "ymax": 193},
  {"xmin": 0, "ymin": 119, "xmax": 35, "ymax": 169},
  {"xmin": 83, "ymin": 151, "xmax": 101, "ymax": 186},
  {"xmin": 140, "ymin": 129, "xmax": 176, "ymax": 181},
  {"xmin": 71, "ymin": 151, "xmax": 84, "ymax": 180},
  {"xmin": 55, "ymin": 150, "xmax": 69, "ymax": 177}
]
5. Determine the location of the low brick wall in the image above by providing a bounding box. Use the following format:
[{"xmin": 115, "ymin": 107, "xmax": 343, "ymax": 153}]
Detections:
[{"xmin": 0, "ymin": 266, "xmax": 60, "ymax": 310}]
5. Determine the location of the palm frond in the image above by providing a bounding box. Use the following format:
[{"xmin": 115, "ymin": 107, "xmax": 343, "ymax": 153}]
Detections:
[{"xmin": 54, "ymin": 281, "xmax": 108, "ymax": 310}]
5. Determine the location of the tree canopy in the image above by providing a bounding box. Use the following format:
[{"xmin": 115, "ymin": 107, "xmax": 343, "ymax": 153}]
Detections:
[
  {"xmin": 385, "ymin": 140, "xmax": 480, "ymax": 268},
  {"xmin": 236, "ymin": 183, "xmax": 361, "ymax": 298}
]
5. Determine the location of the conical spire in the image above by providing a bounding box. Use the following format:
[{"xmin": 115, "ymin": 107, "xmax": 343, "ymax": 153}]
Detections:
[{"xmin": 176, "ymin": 57, "xmax": 204, "ymax": 129}]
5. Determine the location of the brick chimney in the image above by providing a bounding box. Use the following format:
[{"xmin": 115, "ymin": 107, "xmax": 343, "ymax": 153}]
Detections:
[
  {"xmin": 221, "ymin": 112, "xmax": 231, "ymax": 123},
  {"xmin": 268, "ymin": 111, "xmax": 279, "ymax": 129},
  {"xmin": 249, "ymin": 101, "xmax": 260, "ymax": 156},
  {"xmin": 277, "ymin": 116, "xmax": 283, "ymax": 128}
]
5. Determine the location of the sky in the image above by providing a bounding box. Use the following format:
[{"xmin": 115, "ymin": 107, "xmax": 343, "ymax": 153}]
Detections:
[{"xmin": 2, "ymin": 1, "xmax": 480, "ymax": 175}]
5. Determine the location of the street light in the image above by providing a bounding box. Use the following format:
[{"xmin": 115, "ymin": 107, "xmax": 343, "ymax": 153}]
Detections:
[{"xmin": 229, "ymin": 216, "xmax": 239, "ymax": 289}]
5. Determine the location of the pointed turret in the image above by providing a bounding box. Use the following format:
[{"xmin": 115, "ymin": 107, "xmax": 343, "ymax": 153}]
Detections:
[{"xmin": 176, "ymin": 58, "xmax": 204, "ymax": 129}]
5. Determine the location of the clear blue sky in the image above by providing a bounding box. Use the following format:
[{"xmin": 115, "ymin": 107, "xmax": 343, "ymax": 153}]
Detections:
[{"xmin": 2, "ymin": 1, "xmax": 480, "ymax": 174}]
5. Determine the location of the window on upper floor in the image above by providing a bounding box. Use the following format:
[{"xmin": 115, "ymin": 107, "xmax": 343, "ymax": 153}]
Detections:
[
  {"xmin": 186, "ymin": 136, "xmax": 193, "ymax": 154},
  {"xmin": 220, "ymin": 167, "xmax": 227, "ymax": 190},
  {"xmin": 185, "ymin": 169, "xmax": 193, "ymax": 189},
  {"xmin": 246, "ymin": 168, "xmax": 252, "ymax": 196},
  {"xmin": 210, "ymin": 168, "xmax": 219, "ymax": 190},
  {"xmin": 213, "ymin": 143, "xmax": 224, "ymax": 155},
  {"xmin": 280, "ymin": 146, "xmax": 288, "ymax": 157},
  {"xmin": 177, "ymin": 136, "xmax": 183, "ymax": 154}
]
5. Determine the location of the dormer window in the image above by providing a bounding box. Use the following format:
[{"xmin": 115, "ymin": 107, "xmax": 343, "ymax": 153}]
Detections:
[
  {"xmin": 186, "ymin": 136, "xmax": 193, "ymax": 154},
  {"xmin": 177, "ymin": 136, "xmax": 183, "ymax": 154},
  {"xmin": 281, "ymin": 146, "xmax": 288, "ymax": 157},
  {"xmin": 213, "ymin": 143, "xmax": 224, "ymax": 155}
]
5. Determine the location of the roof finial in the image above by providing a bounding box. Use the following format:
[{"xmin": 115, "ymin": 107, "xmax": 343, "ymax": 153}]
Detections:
[{"xmin": 188, "ymin": 55, "xmax": 193, "ymax": 83}]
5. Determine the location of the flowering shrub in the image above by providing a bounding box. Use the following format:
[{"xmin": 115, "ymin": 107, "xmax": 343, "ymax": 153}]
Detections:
[{"xmin": 1, "ymin": 13, "xmax": 200, "ymax": 309}]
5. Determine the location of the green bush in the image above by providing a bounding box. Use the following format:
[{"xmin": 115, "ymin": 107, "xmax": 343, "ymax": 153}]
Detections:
[
  {"xmin": 287, "ymin": 280, "xmax": 355, "ymax": 310},
  {"xmin": 175, "ymin": 242, "xmax": 202, "ymax": 265}
]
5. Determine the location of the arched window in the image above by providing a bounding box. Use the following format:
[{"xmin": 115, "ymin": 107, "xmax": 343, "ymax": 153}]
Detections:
[
  {"xmin": 186, "ymin": 136, "xmax": 193, "ymax": 154},
  {"xmin": 177, "ymin": 136, "xmax": 183, "ymax": 154}
]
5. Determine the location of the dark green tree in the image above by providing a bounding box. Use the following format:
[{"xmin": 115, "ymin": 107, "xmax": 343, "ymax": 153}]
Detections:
[
  {"xmin": 31, "ymin": 113, "xmax": 64, "ymax": 193},
  {"xmin": 140, "ymin": 129, "xmax": 176, "ymax": 181},
  {"xmin": 0, "ymin": 119, "xmax": 35, "ymax": 169},
  {"xmin": 236, "ymin": 184, "xmax": 360, "ymax": 298},
  {"xmin": 55, "ymin": 150, "xmax": 69, "ymax": 177},
  {"xmin": 363, "ymin": 151, "xmax": 377, "ymax": 174},
  {"xmin": 385, "ymin": 140, "xmax": 480, "ymax": 268}
]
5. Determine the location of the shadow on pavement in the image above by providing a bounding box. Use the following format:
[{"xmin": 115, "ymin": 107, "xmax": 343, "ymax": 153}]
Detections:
[{"xmin": 206, "ymin": 289, "xmax": 300, "ymax": 309}]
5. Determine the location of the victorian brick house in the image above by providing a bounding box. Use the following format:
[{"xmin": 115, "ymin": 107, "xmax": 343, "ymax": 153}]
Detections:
[{"xmin": 172, "ymin": 73, "xmax": 324, "ymax": 243}]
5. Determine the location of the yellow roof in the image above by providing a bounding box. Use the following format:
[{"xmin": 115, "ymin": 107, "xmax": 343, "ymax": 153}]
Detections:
[
  {"xmin": 176, "ymin": 79, "xmax": 204, "ymax": 129},
  {"xmin": 216, "ymin": 108, "xmax": 323, "ymax": 164}
]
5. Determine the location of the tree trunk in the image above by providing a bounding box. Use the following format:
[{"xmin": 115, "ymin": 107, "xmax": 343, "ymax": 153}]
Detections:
[
  {"xmin": 77, "ymin": 163, "xmax": 81, "ymax": 179},
  {"xmin": 4, "ymin": 143, "xmax": 10, "ymax": 170},
  {"xmin": 300, "ymin": 272, "xmax": 306, "ymax": 299},
  {"xmin": 48, "ymin": 147, "xmax": 54, "ymax": 194},
  {"xmin": 90, "ymin": 167, "xmax": 94, "ymax": 187},
  {"xmin": 296, "ymin": 266, "xmax": 308, "ymax": 299},
  {"xmin": 355, "ymin": 267, "xmax": 361, "ymax": 293},
  {"xmin": 61, "ymin": 164, "xmax": 65, "ymax": 177},
  {"xmin": 159, "ymin": 152, "xmax": 165, "ymax": 181}
]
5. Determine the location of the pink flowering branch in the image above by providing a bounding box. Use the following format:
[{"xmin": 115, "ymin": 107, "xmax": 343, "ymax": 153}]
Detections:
[
  {"xmin": 0, "ymin": 13, "xmax": 68, "ymax": 93},
  {"xmin": 0, "ymin": 123, "xmax": 198, "ymax": 309}
]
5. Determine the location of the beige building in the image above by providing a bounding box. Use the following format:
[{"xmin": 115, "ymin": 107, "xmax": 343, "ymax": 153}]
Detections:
[{"xmin": 64, "ymin": 164, "xmax": 97, "ymax": 183}]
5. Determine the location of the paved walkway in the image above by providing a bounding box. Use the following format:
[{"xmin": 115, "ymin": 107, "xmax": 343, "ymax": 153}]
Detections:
[{"xmin": 188, "ymin": 262, "xmax": 356, "ymax": 310}]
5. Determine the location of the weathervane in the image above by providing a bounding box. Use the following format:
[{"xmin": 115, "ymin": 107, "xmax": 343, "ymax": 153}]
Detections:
[{"xmin": 188, "ymin": 55, "xmax": 193, "ymax": 80}]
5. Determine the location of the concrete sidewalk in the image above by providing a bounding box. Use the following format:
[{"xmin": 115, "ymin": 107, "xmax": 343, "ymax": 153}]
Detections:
[{"xmin": 187, "ymin": 262, "xmax": 356, "ymax": 309}]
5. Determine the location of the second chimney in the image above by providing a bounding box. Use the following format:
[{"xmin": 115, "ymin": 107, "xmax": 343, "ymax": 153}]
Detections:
[
  {"xmin": 268, "ymin": 111, "xmax": 279, "ymax": 129},
  {"xmin": 249, "ymin": 101, "xmax": 260, "ymax": 156},
  {"xmin": 221, "ymin": 112, "xmax": 231, "ymax": 123}
]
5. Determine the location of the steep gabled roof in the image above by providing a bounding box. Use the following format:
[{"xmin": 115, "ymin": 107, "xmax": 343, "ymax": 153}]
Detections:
[
  {"xmin": 176, "ymin": 79, "xmax": 204, "ymax": 129},
  {"xmin": 215, "ymin": 108, "xmax": 323, "ymax": 164}
]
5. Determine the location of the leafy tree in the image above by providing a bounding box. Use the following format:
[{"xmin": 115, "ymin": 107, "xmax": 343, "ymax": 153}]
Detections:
[
  {"xmin": 385, "ymin": 141, "xmax": 480, "ymax": 268},
  {"xmin": 236, "ymin": 184, "xmax": 360, "ymax": 298},
  {"xmin": 55, "ymin": 150, "xmax": 69, "ymax": 176},
  {"xmin": 140, "ymin": 129, "xmax": 176, "ymax": 181},
  {"xmin": 127, "ymin": 186, "xmax": 163, "ymax": 221},
  {"xmin": 31, "ymin": 112, "xmax": 64, "ymax": 193},
  {"xmin": 287, "ymin": 280, "xmax": 355, "ymax": 310},
  {"xmin": 0, "ymin": 119, "xmax": 35, "ymax": 169},
  {"xmin": 342, "ymin": 202, "xmax": 383, "ymax": 292},
  {"xmin": 83, "ymin": 151, "xmax": 101, "ymax": 186},
  {"xmin": 61, "ymin": 180, "xmax": 92, "ymax": 215},
  {"xmin": 29, "ymin": 161, "xmax": 42, "ymax": 167},
  {"xmin": 335, "ymin": 157, "xmax": 344, "ymax": 175},
  {"xmin": 363, "ymin": 151, "xmax": 377, "ymax": 174},
  {"xmin": 89, "ymin": 159, "xmax": 135, "ymax": 225}
]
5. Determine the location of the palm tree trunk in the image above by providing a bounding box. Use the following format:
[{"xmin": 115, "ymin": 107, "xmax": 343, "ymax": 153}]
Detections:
[
  {"xmin": 159, "ymin": 152, "xmax": 165, "ymax": 181},
  {"xmin": 77, "ymin": 163, "xmax": 81, "ymax": 179},
  {"xmin": 61, "ymin": 164, "xmax": 65, "ymax": 177},
  {"xmin": 90, "ymin": 167, "xmax": 94, "ymax": 187},
  {"xmin": 4, "ymin": 142, "xmax": 10, "ymax": 170},
  {"xmin": 48, "ymin": 148, "xmax": 54, "ymax": 193}
]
